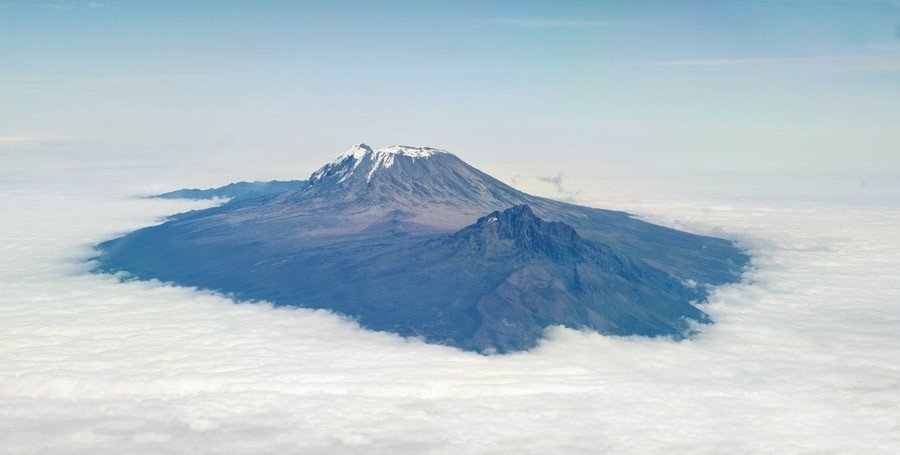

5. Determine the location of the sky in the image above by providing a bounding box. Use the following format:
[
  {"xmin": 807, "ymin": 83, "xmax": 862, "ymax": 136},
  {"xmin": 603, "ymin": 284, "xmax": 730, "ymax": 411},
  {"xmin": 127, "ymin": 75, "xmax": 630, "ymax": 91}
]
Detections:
[
  {"xmin": 2, "ymin": 2, "xmax": 900, "ymax": 452},
  {"xmin": 2, "ymin": 0, "xmax": 900, "ymax": 191}
]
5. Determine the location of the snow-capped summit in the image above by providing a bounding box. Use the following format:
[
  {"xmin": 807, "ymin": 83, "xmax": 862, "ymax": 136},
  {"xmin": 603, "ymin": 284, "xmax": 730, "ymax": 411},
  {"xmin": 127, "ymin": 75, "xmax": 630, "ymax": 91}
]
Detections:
[
  {"xmin": 334, "ymin": 143, "xmax": 447, "ymax": 162},
  {"xmin": 312, "ymin": 144, "xmax": 450, "ymax": 184},
  {"xmin": 337, "ymin": 143, "xmax": 374, "ymax": 161},
  {"xmin": 298, "ymin": 143, "xmax": 529, "ymax": 223},
  {"xmin": 378, "ymin": 145, "xmax": 448, "ymax": 157}
]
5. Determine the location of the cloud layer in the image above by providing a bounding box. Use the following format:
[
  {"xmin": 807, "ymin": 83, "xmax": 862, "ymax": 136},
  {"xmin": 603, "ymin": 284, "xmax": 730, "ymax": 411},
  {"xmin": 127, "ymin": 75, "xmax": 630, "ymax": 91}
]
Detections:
[{"xmin": 1, "ymin": 172, "xmax": 898, "ymax": 453}]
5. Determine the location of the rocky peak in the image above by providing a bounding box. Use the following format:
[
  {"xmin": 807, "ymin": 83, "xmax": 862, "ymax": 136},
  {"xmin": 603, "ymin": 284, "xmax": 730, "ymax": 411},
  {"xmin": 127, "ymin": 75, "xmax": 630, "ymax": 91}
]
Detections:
[{"xmin": 464, "ymin": 205, "xmax": 590, "ymax": 261}]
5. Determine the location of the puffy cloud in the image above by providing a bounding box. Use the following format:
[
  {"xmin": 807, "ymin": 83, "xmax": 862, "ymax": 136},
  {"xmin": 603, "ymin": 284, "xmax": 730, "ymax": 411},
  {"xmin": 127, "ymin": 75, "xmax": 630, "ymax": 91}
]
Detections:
[{"xmin": 0, "ymin": 167, "xmax": 899, "ymax": 453}]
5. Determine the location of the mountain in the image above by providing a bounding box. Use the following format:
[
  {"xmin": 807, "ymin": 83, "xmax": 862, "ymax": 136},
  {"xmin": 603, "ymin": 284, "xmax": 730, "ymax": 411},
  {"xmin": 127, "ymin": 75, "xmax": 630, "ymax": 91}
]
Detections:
[
  {"xmin": 153, "ymin": 179, "xmax": 308, "ymax": 201},
  {"xmin": 96, "ymin": 144, "xmax": 748, "ymax": 353},
  {"xmin": 316, "ymin": 204, "xmax": 710, "ymax": 352}
]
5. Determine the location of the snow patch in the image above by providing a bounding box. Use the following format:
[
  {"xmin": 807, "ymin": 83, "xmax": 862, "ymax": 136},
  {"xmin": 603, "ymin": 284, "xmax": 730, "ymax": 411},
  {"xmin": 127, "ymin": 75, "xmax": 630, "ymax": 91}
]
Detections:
[
  {"xmin": 336, "ymin": 143, "xmax": 373, "ymax": 162},
  {"xmin": 379, "ymin": 145, "xmax": 448, "ymax": 158},
  {"xmin": 313, "ymin": 143, "xmax": 449, "ymax": 183}
]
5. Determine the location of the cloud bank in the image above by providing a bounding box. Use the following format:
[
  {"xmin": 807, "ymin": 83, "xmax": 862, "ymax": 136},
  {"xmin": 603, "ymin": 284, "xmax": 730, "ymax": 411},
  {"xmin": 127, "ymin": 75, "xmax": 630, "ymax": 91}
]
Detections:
[{"xmin": 0, "ymin": 170, "xmax": 898, "ymax": 454}]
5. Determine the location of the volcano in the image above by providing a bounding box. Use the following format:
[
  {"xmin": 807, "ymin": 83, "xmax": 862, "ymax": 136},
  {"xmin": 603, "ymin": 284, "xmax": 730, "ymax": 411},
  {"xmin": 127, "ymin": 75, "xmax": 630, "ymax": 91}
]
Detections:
[{"xmin": 96, "ymin": 144, "xmax": 747, "ymax": 353}]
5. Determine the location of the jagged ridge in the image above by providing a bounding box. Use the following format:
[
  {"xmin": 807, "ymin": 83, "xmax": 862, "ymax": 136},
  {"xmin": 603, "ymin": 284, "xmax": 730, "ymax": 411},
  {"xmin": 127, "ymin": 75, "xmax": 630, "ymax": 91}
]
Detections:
[{"xmin": 462, "ymin": 204, "xmax": 589, "ymax": 260}]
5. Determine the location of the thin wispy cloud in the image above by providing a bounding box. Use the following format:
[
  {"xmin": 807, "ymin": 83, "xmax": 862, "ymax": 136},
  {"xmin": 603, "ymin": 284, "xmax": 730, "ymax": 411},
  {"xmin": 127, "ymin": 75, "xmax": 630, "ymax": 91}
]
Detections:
[
  {"xmin": 480, "ymin": 18, "xmax": 630, "ymax": 28},
  {"xmin": 537, "ymin": 172, "xmax": 581, "ymax": 200},
  {"xmin": 0, "ymin": 136, "xmax": 71, "ymax": 149},
  {"xmin": 0, "ymin": 136, "xmax": 36, "ymax": 145},
  {"xmin": 0, "ymin": 136, "xmax": 50, "ymax": 146},
  {"xmin": 15, "ymin": 1, "xmax": 110, "ymax": 9},
  {"xmin": 636, "ymin": 53, "xmax": 900, "ymax": 69}
]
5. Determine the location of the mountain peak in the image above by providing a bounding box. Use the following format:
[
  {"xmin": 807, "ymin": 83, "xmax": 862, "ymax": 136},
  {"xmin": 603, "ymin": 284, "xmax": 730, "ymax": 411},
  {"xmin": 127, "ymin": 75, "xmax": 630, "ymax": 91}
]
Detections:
[
  {"xmin": 461, "ymin": 204, "xmax": 589, "ymax": 261},
  {"xmin": 340, "ymin": 143, "xmax": 374, "ymax": 160},
  {"xmin": 301, "ymin": 143, "xmax": 528, "ymax": 213},
  {"xmin": 379, "ymin": 145, "xmax": 448, "ymax": 157},
  {"xmin": 287, "ymin": 145, "xmax": 537, "ymax": 232},
  {"xmin": 477, "ymin": 204, "xmax": 536, "ymax": 227},
  {"xmin": 335, "ymin": 143, "xmax": 446, "ymax": 162},
  {"xmin": 493, "ymin": 204, "xmax": 536, "ymax": 220},
  {"xmin": 311, "ymin": 144, "xmax": 451, "ymax": 184}
]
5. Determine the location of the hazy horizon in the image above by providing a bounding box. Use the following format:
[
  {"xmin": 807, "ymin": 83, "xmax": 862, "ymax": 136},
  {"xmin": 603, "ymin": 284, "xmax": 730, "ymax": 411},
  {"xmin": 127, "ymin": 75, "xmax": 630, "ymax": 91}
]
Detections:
[
  {"xmin": 4, "ymin": 0, "xmax": 900, "ymax": 184},
  {"xmin": 2, "ymin": 1, "xmax": 899, "ymax": 453}
]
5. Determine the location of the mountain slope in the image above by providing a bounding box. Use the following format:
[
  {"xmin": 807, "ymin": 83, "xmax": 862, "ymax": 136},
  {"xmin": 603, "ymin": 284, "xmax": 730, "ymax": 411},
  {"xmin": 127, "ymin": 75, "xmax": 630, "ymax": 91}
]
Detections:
[
  {"xmin": 96, "ymin": 144, "xmax": 748, "ymax": 353},
  {"xmin": 153, "ymin": 180, "xmax": 308, "ymax": 201},
  {"xmin": 340, "ymin": 205, "xmax": 708, "ymax": 352}
]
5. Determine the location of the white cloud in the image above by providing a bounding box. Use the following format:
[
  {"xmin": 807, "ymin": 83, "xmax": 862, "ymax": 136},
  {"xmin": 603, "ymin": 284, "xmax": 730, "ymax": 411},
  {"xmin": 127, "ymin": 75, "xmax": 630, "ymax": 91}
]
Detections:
[
  {"xmin": 0, "ymin": 136, "xmax": 39, "ymax": 145},
  {"xmin": 0, "ymin": 136, "xmax": 73, "ymax": 149},
  {"xmin": 0, "ymin": 165, "xmax": 898, "ymax": 453}
]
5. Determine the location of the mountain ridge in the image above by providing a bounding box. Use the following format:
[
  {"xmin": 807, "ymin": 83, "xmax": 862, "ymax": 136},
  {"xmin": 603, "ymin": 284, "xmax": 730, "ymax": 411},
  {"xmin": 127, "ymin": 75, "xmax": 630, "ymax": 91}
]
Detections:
[
  {"xmin": 97, "ymin": 143, "xmax": 748, "ymax": 353},
  {"xmin": 153, "ymin": 180, "xmax": 309, "ymax": 201}
]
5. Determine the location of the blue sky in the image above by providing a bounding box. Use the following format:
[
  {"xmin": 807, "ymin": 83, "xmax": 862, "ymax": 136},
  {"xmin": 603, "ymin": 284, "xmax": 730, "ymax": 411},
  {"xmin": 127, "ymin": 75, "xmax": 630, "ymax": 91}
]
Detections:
[{"xmin": 2, "ymin": 0, "xmax": 899, "ymax": 188}]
